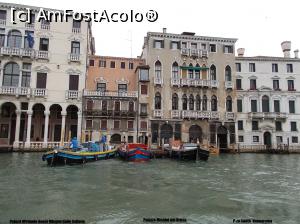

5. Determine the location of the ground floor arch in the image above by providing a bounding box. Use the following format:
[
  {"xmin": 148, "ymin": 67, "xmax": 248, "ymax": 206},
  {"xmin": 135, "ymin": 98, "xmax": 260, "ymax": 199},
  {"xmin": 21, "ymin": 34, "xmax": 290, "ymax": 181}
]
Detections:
[
  {"xmin": 263, "ymin": 131, "xmax": 272, "ymax": 149},
  {"xmin": 111, "ymin": 133, "xmax": 121, "ymax": 144},
  {"xmin": 217, "ymin": 125, "xmax": 228, "ymax": 150},
  {"xmin": 160, "ymin": 123, "xmax": 173, "ymax": 144},
  {"xmin": 189, "ymin": 125, "xmax": 202, "ymax": 143}
]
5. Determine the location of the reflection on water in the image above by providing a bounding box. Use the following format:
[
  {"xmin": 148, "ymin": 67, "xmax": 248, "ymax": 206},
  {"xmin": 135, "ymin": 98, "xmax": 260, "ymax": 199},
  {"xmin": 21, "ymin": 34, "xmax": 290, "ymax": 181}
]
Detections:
[{"xmin": 0, "ymin": 153, "xmax": 300, "ymax": 224}]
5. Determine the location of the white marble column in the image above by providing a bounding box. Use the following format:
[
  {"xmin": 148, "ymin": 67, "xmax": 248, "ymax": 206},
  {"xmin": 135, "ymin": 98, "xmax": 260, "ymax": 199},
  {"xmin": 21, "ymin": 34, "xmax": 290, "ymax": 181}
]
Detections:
[
  {"xmin": 60, "ymin": 111, "xmax": 67, "ymax": 146},
  {"xmin": 13, "ymin": 110, "xmax": 21, "ymax": 148},
  {"xmin": 43, "ymin": 110, "xmax": 50, "ymax": 148},
  {"xmin": 77, "ymin": 112, "xmax": 82, "ymax": 142},
  {"xmin": 25, "ymin": 110, "xmax": 33, "ymax": 148}
]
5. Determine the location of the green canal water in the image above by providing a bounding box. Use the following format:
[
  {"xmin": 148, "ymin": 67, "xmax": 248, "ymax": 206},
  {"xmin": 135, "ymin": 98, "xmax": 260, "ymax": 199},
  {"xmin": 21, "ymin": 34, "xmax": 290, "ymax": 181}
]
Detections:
[{"xmin": 0, "ymin": 153, "xmax": 299, "ymax": 224}]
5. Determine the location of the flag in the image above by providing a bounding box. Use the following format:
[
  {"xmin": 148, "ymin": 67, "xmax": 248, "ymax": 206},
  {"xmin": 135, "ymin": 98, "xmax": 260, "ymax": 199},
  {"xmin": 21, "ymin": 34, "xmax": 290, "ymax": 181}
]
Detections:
[{"xmin": 26, "ymin": 32, "xmax": 34, "ymax": 48}]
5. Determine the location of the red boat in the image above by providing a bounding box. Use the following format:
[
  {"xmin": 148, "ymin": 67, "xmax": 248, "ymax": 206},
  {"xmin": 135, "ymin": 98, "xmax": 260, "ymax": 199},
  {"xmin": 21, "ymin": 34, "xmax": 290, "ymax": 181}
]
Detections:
[{"xmin": 117, "ymin": 143, "xmax": 151, "ymax": 162}]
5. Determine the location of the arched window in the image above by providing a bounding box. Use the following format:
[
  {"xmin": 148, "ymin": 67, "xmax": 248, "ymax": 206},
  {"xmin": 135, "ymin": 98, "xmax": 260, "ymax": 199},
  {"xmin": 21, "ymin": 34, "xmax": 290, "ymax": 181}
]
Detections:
[
  {"xmin": 189, "ymin": 94, "xmax": 194, "ymax": 110},
  {"xmin": 262, "ymin": 95, "xmax": 269, "ymax": 112},
  {"xmin": 155, "ymin": 92, "xmax": 161, "ymax": 109},
  {"xmin": 195, "ymin": 64, "xmax": 200, "ymax": 79},
  {"xmin": 129, "ymin": 101, "xmax": 134, "ymax": 112},
  {"xmin": 196, "ymin": 95, "xmax": 201, "ymax": 110},
  {"xmin": 3, "ymin": 62, "xmax": 20, "ymax": 87},
  {"xmin": 172, "ymin": 93, "xmax": 178, "ymax": 110},
  {"xmin": 226, "ymin": 96, "xmax": 232, "ymax": 112},
  {"xmin": 225, "ymin": 65, "xmax": 232, "ymax": 81},
  {"xmin": 202, "ymin": 95, "xmax": 207, "ymax": 111},
  {"xmin": 182, "ymin": 94, "xmax": 187, "ymax": 110},
  {"xmin": 155, "ymin": 61, "xmax": 162, "ymax": 79},
  {"xmin": 210, "ymin": 65, "xmax": 216, "ymax": 80},
  {"xmin": 188, "ymin": 63, "xmax": 193, "ymax": 79},
  {"xmin": 202, "ymin": 64, "xmax": 208, "ymax": 79},
  {"xmin": 211, "ymin": 95, "xmax": 218, "ymax": 111},
  {"xmin": 172, "ymin": 62, "xmax": 179, "ymax": 79},
  {"xmin": 102, "ymin": 100, "xmax": 107, "ymax": 111},
  {"xmin": 7, "ymin": 30, "xmax": 22, "ymax": 48}
]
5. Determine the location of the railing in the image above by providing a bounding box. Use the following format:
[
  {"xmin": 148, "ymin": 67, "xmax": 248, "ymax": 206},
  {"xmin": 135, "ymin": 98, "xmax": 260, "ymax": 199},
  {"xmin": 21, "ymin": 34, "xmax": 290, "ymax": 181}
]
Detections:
[
  {"xmin": 181, "ymin": 48, "xmax": 189, "ymax": 56},
  {"xmin": 248, "ymin": 112, "xmax": 288, "ymax": 119},
  {"xmin": 83, "ymin": 90, "xmax": 138, "ymax": 98},
  {"xmin": 66, "ymin": 90, "xmax": 79, "ymax": 100},
  {"xmin": 0, "ymin": 47, "xmax": 35, "ymax": 58},
  {"xmin": 0, "ymin": 19, "xmax": 6, "ymax": 26},
  {"xmin": 41, "ymin": 24, "xmax": 50, "ymax": 30},
  {"xmin": 32, "ymin": 88, "xmax": 47, "ymax": 97},
  {"xmin": 190, "ymin": 49, "xmax": 199, "ymax": 57},
  {"xmin": 36, "ymin": 50, "xmax": 49, "ymax": 59},
  {"xmin": 0, "ymin": 86, "xmax": 30, "ymax": 96},
  {"xmin": 201, "ymin": 50, "xmax": 208, "ymax": 58},
  {"xmin": 154, "ymin": 77, "xmax": 163, "ymax": 85},
  {"xmin": 211, "ymin": 80, "xmax": 219, "ymax": 88},
  {"xmin": 225, "ymin": 112, "xmax": 235, "ymax": 120},
  {"xmin": 171, "ymin": 110, "xmax": 180, "ymax": 118},
  {"xmin": 25, "ymin": 23, "xmax": 35, "ymax": 29},
  {"xmin": 181, "ymin": 110, "xmax": 219, "ymax": 119},
  {"xmin": 69, "ymin": 53, "xmax": 81, "ymax": 62},
  {"xmin": 225, "ymin": 81, "xmax": 233, "ymax": 89},
  {"xmin": 171, "ymin": 79, "xmax": 181, "ymax": 86},
  {"xmin": 153, "ymin": 109, "xmax": 163, "ymax": 118},
  {"xmin": 72, "ymin": 27, "xmax": 81, "ymax": 33}
]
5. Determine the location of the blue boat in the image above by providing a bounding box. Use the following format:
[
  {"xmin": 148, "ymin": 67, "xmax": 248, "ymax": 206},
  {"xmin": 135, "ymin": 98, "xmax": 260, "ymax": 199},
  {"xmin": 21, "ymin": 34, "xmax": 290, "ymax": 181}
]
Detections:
[
  {"xmin": 42, "ymin": 142, "xmax": 117, "ymax": 165},
  {"xmin": 118, "ymin": 143, "xmax": 151, "ymax": 162}
]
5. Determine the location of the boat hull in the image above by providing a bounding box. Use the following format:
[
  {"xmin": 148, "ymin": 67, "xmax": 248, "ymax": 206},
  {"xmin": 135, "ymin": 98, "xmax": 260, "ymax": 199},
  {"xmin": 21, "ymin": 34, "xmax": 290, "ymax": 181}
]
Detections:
[
  {"xmin": 167, "ymin": 146, "xmax": 209, "ymax": 161},
  {"xmin": 118, "ymin": 144, "xmax": 151, "ymax": 162},
  {"xmin": 42, "ymin": 149, "xmax": 117, "ymax": 165}
]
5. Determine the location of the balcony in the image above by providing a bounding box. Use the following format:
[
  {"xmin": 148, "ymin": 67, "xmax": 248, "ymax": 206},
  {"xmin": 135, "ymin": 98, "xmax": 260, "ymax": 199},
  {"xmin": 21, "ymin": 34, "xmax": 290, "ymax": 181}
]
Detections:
[
  {"xmin": 0, "ymin": 47, "xmax": 35, "ymax": 58},
  {"xmin": 181, "ymin": 48, "xmax": 189, "ymax": 56},
  {"xmin": 211, "ymin": 111, "xmax": 220, "ymax": 119},
  {"xmin": 171, "ymin": 78, "xmax": 219, "ymax": 88},
  {"xmin": 25, "ymin": 23, "xmax": 35, "ymax": 29},
  {"xmin": 211, "ymin": 80, "xmax": 219, "ymax": 88},
  {"xmin": 32, "ymin": 88, "xmax": 47, "ymax": 97},
  {"xmin": 201, "ymin": 50, "xmax": 208, "ymax": 58},
  {"xmin": 225, "ymin": 81, "xmax": 233, "ymax": 89},
  {"xmin": 140, "ymin": 112, "xmax": 148, "ymax": 117},
  {"xmin": 190, "ymin": 49, "xmax": 199, "ymax": 57},
  {"xmin": 68, "ymin": 53, "xmax": 81, "ymax": 62},
  {"xmin": 225, "ymin": 112, "xmax": 235, "ymax": 120},
  {"xmin": 171, "ymin": 110, "xmax": 180, "ymax": 118},
  {"xmin": 36, "ymin": 51, "xmax": 49, "ymax": 60},
  {"xmin": 72, "ymin": 27, "xmax": 81, "ymax": 33},
  {"xmin": 0, "ymin": 19, "xmax": 6, "ymax": 26},
  {"xmin": 153, "ymin": 109, "xmax": 163, "ymax": 118},
  {"xmin": 66, "ymin": 90, "xmax": 79, "ymax": 100},
  {"xmin": 41, "ymin": 24, "xmax": 50, "ymax": 30},
  {"xmin": 154, "ymin": 77, "xmax": 163, "ymax": 85},
  {"xmin": 0, "ymin": 86, "xmax": 30, "ymax": 96},
  {"xmin": 181, "ymin": 110, "xmax": 219, "ymax": 120},
  {"xmin": 171, "ymin": 79, "xmax": 181, "ymax": 86},
  {"xmin": 83, "ymin": 90, "xmax": 138, "ymax": 98},
  {"xmin": 248, "ymin": 112, "xmax": 288, "ymax": 120}
]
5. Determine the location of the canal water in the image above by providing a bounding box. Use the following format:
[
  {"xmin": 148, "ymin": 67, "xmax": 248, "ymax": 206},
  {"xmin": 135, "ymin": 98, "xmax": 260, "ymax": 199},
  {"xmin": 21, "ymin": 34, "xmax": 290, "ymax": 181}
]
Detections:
[{"xmin": 0, "ymin": 153, "xmax": 299, "ymax": 224}]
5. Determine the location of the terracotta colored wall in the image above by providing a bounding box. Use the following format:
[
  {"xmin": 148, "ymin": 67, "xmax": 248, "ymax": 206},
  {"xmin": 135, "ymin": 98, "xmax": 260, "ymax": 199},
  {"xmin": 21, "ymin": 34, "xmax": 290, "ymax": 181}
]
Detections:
[{"xmin": 87, "ymin": 56, "xmax": 145, "ymax": 92}]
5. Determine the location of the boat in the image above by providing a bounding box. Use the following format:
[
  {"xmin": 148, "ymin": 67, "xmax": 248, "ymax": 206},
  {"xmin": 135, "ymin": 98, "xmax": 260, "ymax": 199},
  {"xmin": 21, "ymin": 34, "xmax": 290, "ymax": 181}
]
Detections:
[
  {"xmin": 42, "ymin": 142, "xmax": 117, "ymax": 165},
  {"xmin": 165, "ymin": 141, "xmax": 209, "ymax": 161},
  {"xmin": 117, "ymin": 143, "xmax": 151, "ymax": 162}
]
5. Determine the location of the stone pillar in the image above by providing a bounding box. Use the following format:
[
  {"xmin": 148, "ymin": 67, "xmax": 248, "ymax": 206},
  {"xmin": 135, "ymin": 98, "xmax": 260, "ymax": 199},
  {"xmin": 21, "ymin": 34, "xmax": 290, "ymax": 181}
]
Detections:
[
  {"xmin": 0, "ymin": 68, "xmax": 3, "ymax": 86},
  {"xmin": 60, "ymin": 111, "xmax": 67, "ymax": 146},
  {"xmin": 43, "ymin": 110, "xmax": 50, "ymax": 148},
  {"xmin": 13, "ymin": 110, "xmax": 21, "ymax": 148},
  {"xmin": 25, "ymin": 110, "xmax": 33, "ymax": 148},
  {"xmin": 227, "ymin": 130, "xmax": 230, "ymax": 148},
  {"xmin": 77, "ymin": 112, "xmax": 82, "ymax": 143}
]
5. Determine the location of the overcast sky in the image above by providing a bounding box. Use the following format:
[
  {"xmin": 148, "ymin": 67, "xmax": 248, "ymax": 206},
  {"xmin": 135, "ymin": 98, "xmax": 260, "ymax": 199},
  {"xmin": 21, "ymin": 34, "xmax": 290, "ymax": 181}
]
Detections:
[{"xmin": 5, "ymin": 0, "xmax": 300, "ymax": 58}]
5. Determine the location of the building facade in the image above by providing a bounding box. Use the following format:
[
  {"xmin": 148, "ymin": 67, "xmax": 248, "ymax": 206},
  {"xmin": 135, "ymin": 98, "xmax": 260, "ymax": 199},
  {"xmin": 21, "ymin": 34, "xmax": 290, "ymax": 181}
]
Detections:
[
  {"xmin": 0, "ymin": 3, "xmax": 94, "ymax": 150},
  {"xmin": 236, "ymin": 43, "xmax": 300, "ymax": 150},
  {"xmin": 141, "ymin": 29, "xmax": 238, "ymax": 150},
  {"xmin": 83, "ymin": 55, "xmax": 145, "ymax": 144}
]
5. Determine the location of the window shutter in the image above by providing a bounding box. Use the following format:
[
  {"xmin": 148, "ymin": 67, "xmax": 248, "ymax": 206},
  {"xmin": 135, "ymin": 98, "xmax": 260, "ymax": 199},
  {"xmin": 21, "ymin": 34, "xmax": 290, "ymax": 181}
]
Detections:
[
  {"xmin": 69, "ymin": 75, "xmax": 79, "ymax": 90},
  {"xmin": 153, "ymin": 39, "xmax": 156, "ymax": 48},
  {"xmin": 223, "ymin": 45, "xmax": 226, "ymax": 53},
  {"xmin": 161, "ymin": 40, "xmax": 164, "ymax": 48},
  {"xmin": 170, "ymin": 41, "xmax": 172, "ymax": 49},
  {"xmin": 178, "ymin": 41, "xmax": 181, "ymax": 49},
  {"xmin": 36, "ymin": 73, "xmax": 47, "ymax": 88}
]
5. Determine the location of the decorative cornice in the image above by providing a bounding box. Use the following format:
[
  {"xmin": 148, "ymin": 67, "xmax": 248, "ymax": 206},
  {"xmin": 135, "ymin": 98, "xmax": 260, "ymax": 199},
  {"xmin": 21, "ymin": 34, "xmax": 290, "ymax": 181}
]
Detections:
[
  {"xmin": 34, "ymin": 65, "xmax": 50, "ymax": 73},
  {"xmin": 116, "ymin": 77, "xmax": 129, "ymax": 85},
  {"xmin": 66, "ymin": 68, "xmax": 82, "ymax": 75},
  {"xmin": 236, "ymin": 56, "xmax": 300, "ymax": 62},
  {"xmin": 68, "ymin": 34, "xmax": 84, "ymax": 42},
  {"xmin": 35, "ymin": 31, "xmax": 54, "ymax": 39},
  {"xmin": 147, "ymin": 32, "xmax": 238, "ymax": 44},
  {"xmin": 94, "ymin": 77, "xmax": 108, "ymax": 83}
]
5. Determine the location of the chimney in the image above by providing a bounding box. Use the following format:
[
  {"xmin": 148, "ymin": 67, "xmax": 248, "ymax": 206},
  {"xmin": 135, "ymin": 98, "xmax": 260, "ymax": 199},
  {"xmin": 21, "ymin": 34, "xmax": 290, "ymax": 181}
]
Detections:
[
  {"xmin": 163, "ymin": 28, "xmax": 167, "ymax": 33},
  {"xmin": 281, "ymin": 41, "xmax": 291, "ymax": 58},
  {"xmin": 294, "ymin": 49, "xmax": 299, "ymax": 59},
  {"xmin": 237, "ymin": 48, "xmax": 245, "ymax": 57}
]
